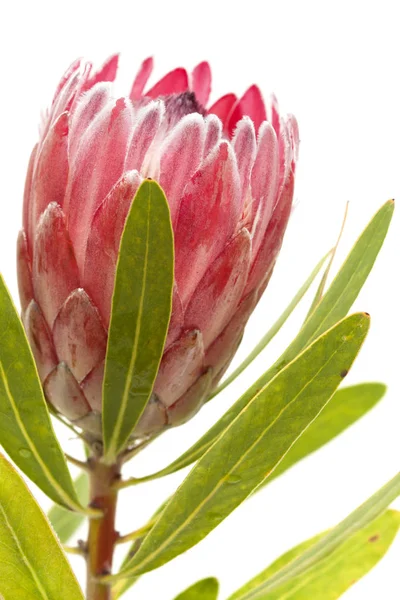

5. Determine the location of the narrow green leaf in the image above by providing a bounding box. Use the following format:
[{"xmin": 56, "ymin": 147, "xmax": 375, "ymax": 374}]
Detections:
[
  {"xmin": 48, "ymin": 473, "xmax": 89, "ymax": 543},
  {"xmin": 230, "ymin": 510, "xmax": 400, "ymax": 599},
  {"xmin": 103, "ymin": 180, "xmax": 174, "ymax": 462},
  {"xmin": 257, "ymin": 382, "xmax": 386, "ymax": 491},
  {"xmin": 139, "ymin": 200, "xmax": 393, "ymax": 481},
  {"xmin": 0, "ymin": 275, "xmax": 85, "ymax": 512},
  {"xmin": 174, "ymin": 577, "xmax": 219, "ymax": 600},
  {"xmin": 227, "ymin": 471, "xmax": 400, "ymax": 599},
  {"xmin": 111, "ymin": 313, "xmax": 369, "ymax": 580},
  {"xmin": 0, "ymin": 453, "xmax": 84, "ymax": 600},
  {"xmin": 304, "ymin": 202, "xmax": 349, "ymax": 320},
  {"xmin": 212, "ymin": 251, "xmax": 331, "ymax": 398}
]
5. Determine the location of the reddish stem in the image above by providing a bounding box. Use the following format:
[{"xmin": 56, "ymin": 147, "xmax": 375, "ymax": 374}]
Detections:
[{"xmin": 86, "ymin": 458, "xmax": 121, "ymax": 600}]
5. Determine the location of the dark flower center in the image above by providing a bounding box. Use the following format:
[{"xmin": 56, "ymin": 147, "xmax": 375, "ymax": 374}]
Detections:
[{"xmin": 163, "ymin": 91, "xmax": 206, "ymax": 128}]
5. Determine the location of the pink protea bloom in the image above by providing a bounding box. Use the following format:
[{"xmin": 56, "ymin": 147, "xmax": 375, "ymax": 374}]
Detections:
[{"xmin": 19, "ymin": 54, "xmax": 299, "ymax": 441}]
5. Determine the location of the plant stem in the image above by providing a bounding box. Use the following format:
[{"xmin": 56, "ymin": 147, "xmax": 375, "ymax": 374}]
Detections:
[{"xmin": 86, "ymin": 456, "xmax": 121, "ymax": 600}]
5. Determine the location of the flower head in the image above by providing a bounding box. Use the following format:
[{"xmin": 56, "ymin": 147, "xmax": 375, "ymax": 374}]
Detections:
[{"xmin": 19, "ymin": 55, "xmax": 299, "ymax": 440}]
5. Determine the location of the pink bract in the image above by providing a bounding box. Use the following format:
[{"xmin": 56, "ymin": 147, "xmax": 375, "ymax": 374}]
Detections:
[{"xmin": 19, "ymin": 54, "xmax": 299, "ymax": 441}]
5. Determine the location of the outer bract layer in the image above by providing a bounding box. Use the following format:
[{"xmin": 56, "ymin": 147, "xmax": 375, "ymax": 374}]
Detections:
[{"xmin": 19, "ymin": 55, "xmax": 299, "ymax": 441}]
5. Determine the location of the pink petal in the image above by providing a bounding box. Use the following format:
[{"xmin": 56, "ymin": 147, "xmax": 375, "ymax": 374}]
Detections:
[
  {"xmin": 185, "ymin": 228, "xmax": 251, "ymax": 349},
  {"xmin": 134, "ymin": 394, "xmax": 168, "ymax": 436},
  {"xmin": 130, "ymin": 57, "xmax": 154, "ymax": 101},
  {"xmin": 228, "ymin": 85, "xmax": 267, "ymax": 136},
  {"xmin": 232, "ymin": 117, "xmax": 256, "ymax": 207},
  {"xmin": 65, "ymin": 98, "xmax": 134, "ymax": 271},
  {"xmin": 245, "ymin": 170, "xmax": 295, "ymax": 296},
  {"xmin": 81, "ymin": 361, "xmax": 104, "ymax": 412},
  {"xmin": 125, "ymin": 101, "xmax": 164, "ymax": 173},
  {"xmin": 153, "ymin": 329, "xmax": 205, "ymax": 408},
  {"xmin": 266, "ymin": 94, "xmax": 281, "ymax": 139},
  {"xmin": 83, "ymin": 171, "xmax": 142, "ymax": 327},
  {"xmin": 69, "ymin": 62, "xmax": 93, "ymax": 114},
  {"xmin": 287, "ymin": 113, "xmax": 300, "ymax": 169},
  {"xmin": 146, "ymin": 68, "xmax": 189, "ymax": 98},
  {"xmin": 23, "ymin": 300, "xmax": 58, "ymax": 381},
  {"xmin": 167, "ymin": 368, "xmax": 212, "ymax": 426},
  {"xmin": 51, "ymin": 59, "xmax": 82, "ymax": 107},
  {"xmin": 208, "ymin": 93, "xmax": 237, "ymax": 130},
  {"xmin": 191, "ymin": 61, "xmax": 212, "ymax": 106},
  {"xmin": 174, "ymin": 141, "xmax": 242, "ymax": 308},
  {"xmin": 205, "ymin": 291, "xmax": 257, "ymax": 386},
  {"xmin": 88, "ymin": 54, "xmax": 119, "ymax": 87},
  {"xmin": 165, "ymin": 285, "xmax": 184, "ymax": 350},
  {"xmin": 30, "ymin": 112, "xmax": 69, "ymax": 240},
  {"xmin": 44, "ymin": 363, "xmax": 90, "ymax": 420},
  {"xmin": 48, "ymin": 68, "xmax": 81, "ymax": 133},
  {"xmin": 203, "ymin": 114, "xmax": 222, "ymax": 158},
  {"xmin": 52, "ymin": 289, "xmax": 107, "ymax": 383},
  {"xmin": 22, "ymin": 144, "xmax": 38, "ymax": 249},
  {"xmin": 278, "ymin": 120, "xmax": 291, "ymax": 196},
  {"xmin": 250, "ymin": 122, "xmax": 279, "ymax": 259},
  {"xmin": 33, "ymin": 203, "xmax": 80, "ymax": 327},
  {"xmin": 69, "ymin": 83, "xmax": 112, "ymax": 157},
  {"xmin": 266, "ymin": 96, "xmax": 293, "ymax": 196},
  {"xmin": 17, "ymin": 230, "xmax": 34, "ymax": 315},
  {"xmin": 159, "ymin": 113, "xmax": 205, "ymax": 226}
]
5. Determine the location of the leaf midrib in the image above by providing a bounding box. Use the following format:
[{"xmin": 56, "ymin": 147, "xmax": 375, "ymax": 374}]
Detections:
[
  {"xmin": 123, "ymin": 318, "xmax": 363, "ymax": 576},
  {"xmin": 106, "ymin": 191, "xmax": 152, "ymax": 459},
  {"xmin": 0, "ymin": 500, "xmax": 50, "ymax": 600}
]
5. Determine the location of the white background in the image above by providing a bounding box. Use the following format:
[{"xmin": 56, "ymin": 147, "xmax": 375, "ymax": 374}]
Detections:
[{"xmin": 0, "ymin": 0, "xmax": 399, "ymax": 598}]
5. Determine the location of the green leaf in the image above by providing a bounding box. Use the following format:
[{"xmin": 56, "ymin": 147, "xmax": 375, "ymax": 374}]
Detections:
[
  {"xmin": 103, "ymin": 180, "xmax": 174, "ymax": 462},
  {"xmin": 48, "ymin": 473, "xmax": 89, "ymax": 543},
  {"xmin": 212, "ymin": 252, "xmax": 331, "ymax": 398},
  {"xmin": 0, "ymin": 275, "xmax": 85, "ymax": 512},
  {"xmin": 0, "ymin": 453, "xmax": 84, "ymax": 600},
  {"xmin": 174, "ymin": 577, "xmax": 219, "ymax": 600},
  {"xmin": 256, "ymin": 382, "xmax": 386, "ymax": 491},
  {"xmin": 227, "ymin": 470, "xmax": 400, "ymax": 599},
  {"xmin": 111, "ymin": 312, "xmax": 369, "ymax": 580},
  {"xmin": 304, "ymin": 202, "xmax": 349, "ymax": 320},
  {"xmin": 139, "ymin": 200, "xmax": 393, "ymax": 482},
  {"xmin": 229, "ymin": 511, "xmax": 400, "ymax": 599}
]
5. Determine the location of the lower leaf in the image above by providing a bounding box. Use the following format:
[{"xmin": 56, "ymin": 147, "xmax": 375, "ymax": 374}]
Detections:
[
  {"xmin": 228, "ymin": 472, "xmax": 400, "ymax": 599},
  {"xmin": 174, "ymin": 577, "xmax": 219, "ymax": 600},
  {"xmin": 0, "ymin": 453, "xmax": 84, "ymax": 600}
]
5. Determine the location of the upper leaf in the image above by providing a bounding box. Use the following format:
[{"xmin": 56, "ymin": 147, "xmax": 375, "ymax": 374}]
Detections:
[
  {"xmin": 103, "ymin": 180, "xmax": 174, "ymax": 462},
  {"xmin": 139, "ymin": 200, "xmax": 393, "ymax": 480},
  {"xmin": 0, "ymin": 275, "xmax": 84, "ymax": 511},
  {"xmin": 0, "ymin": 453, "xmax": 84, "ymax": 600},
  {"xmin": 111, "ymin": 312, "xmax": 369, "ymax": 579}
]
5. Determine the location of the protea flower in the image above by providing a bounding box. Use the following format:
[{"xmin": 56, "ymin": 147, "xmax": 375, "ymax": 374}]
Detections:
[{"xmin": 18, "ymin": 54, "xmax": 299, "ymax": 442}]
